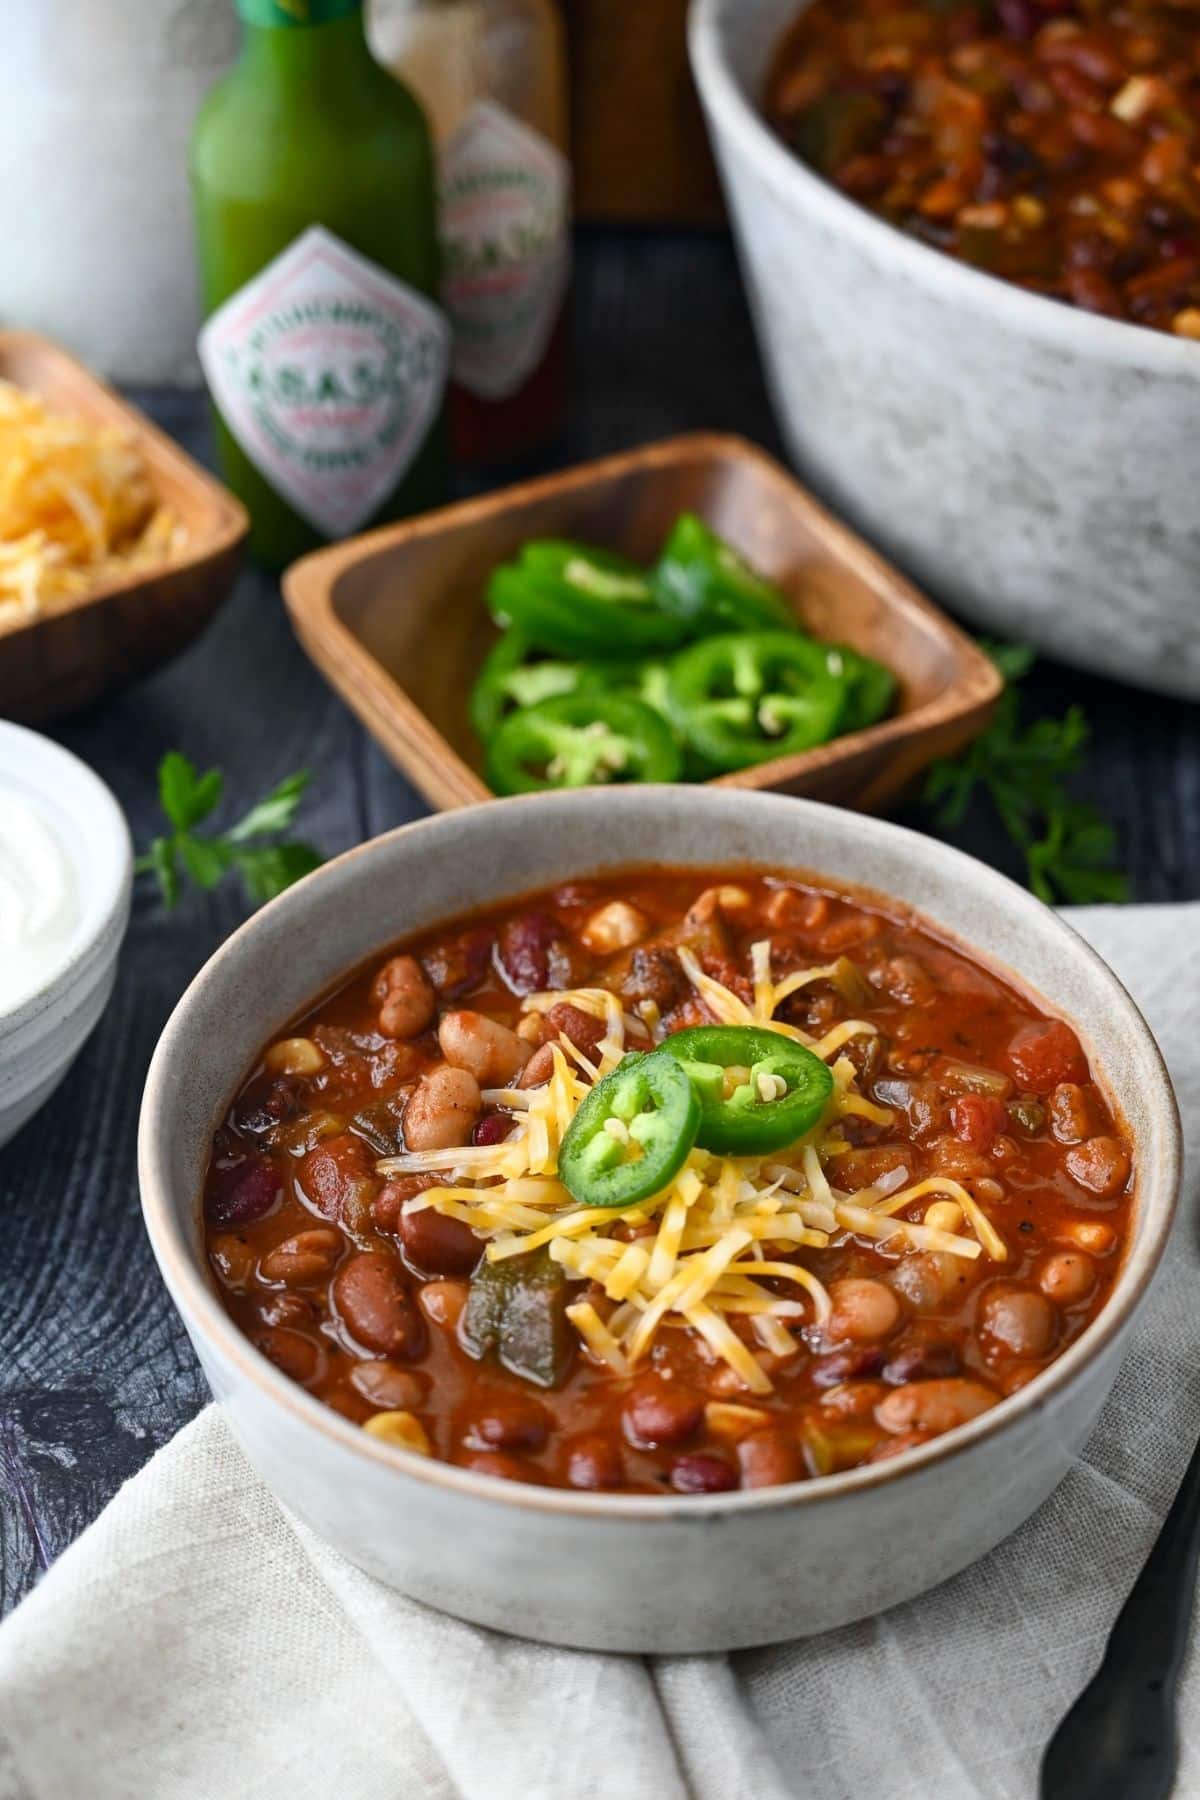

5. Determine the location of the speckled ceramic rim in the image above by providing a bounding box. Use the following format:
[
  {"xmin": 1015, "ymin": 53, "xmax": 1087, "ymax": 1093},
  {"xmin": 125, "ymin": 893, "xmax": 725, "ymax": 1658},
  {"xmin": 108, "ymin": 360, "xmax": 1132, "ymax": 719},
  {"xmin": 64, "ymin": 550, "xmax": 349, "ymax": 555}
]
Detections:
[
  {"xmin": 0, "ymin": 720, "xmax": 132, "ymax": 1035},
  {"xmin": 139, "ymin": 790, "xmax": 1182, "ymax": 1521},
  {"xmin": 689, "ymin": 0, "xmax": 1200, "ymax": 379}
]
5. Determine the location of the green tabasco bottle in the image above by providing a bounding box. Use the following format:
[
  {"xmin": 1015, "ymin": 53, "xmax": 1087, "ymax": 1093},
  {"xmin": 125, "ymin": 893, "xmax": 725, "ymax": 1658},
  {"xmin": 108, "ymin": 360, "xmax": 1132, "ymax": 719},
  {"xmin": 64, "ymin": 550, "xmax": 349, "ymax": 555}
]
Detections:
[{"xmin": 191, "ymin": 0, "xmax": 447, "ymax": 567}]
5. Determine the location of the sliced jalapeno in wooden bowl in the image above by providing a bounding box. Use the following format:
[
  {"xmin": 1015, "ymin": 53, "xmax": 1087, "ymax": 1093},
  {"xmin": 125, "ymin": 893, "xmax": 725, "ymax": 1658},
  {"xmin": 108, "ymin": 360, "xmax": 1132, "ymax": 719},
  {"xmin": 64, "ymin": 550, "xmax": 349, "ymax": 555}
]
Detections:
[
  {"xmin": 654, "ymin": 511, "xmax": 796, "ymax": 635},
  {"xmin": 485, "ymin": 692, "xmax": 683, "ymax": 795},
  {"xmin": 666, "ymin": 631, "xmax": 849, "ymax": 771}
]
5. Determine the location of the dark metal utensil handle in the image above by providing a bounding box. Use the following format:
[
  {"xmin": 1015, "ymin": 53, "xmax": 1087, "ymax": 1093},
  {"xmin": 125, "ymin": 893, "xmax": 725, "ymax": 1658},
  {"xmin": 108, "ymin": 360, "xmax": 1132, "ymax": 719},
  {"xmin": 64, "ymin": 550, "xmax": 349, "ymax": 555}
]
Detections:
[{"xmin": 1040, "ymin": 1431, "xmax": 1200, "ymax": 1800}]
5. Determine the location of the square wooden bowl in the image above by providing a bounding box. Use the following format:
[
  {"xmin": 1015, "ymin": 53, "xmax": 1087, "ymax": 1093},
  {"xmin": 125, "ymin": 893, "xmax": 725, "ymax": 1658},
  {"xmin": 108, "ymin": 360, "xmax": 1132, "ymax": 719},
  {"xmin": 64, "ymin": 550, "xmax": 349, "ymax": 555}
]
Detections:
[
  {"xmin": 0, "ymin": 331, "xmax": 248, "ymax": 723},
  {"xmin": 283, "ymin": 433, "xmax": 1001, "ymax": 812}
]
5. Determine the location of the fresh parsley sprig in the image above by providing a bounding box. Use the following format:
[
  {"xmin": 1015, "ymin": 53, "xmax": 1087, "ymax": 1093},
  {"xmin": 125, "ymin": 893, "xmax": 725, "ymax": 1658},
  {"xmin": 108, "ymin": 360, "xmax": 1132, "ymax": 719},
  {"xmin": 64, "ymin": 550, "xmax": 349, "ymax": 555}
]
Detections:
[
  {"xmin": 923, "ymin": 643, "xmax": 1128, "ymax": 907},
  {"xmin": 135, "ymin": 751, "xmax": 323, "ymax": 909}
]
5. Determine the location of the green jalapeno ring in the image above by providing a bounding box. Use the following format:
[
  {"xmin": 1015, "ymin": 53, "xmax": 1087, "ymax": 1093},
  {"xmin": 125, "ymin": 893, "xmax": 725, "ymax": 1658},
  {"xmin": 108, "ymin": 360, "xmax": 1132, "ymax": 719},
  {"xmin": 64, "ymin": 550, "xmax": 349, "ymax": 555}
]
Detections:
[
  {"xmin": 666, "ymin": 631, "xmax": 849, "ymax": 772},
  {"xmin": 558, "ymin": 1049, "xmax": 701, "ymax": 1209},
  {"xmin": 654, "ymin": 513, "xmax": 797, "ymax": 636},
  {"xmin": 485, "ymin": 692, "xmax": 683, "ymax": 796},
  {"xmin": 488, "ymin": 551, "xmax": 689, "ymax": 660},
  {"xmin": 823, "ymin": 643, "xmax": 897, "ymax": 734},
  {"xmin": 662, "ymin": 1024, "xmax": 835, "ymax": 1154}
]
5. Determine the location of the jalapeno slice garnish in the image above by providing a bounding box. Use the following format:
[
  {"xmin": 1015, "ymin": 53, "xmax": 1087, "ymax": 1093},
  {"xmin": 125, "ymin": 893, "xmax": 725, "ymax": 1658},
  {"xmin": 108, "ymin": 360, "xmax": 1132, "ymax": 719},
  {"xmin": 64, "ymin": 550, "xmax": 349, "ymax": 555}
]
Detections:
[
  {"xmin": 487, "ymin": 545, "xmax": 689, "ymax": 659},
  {"xmin": 666, "ymin": 631, "xmax": 848, "ymax": 771},
  {"xmin": 823, "ymin": 643, "xmax": 896, "ymax": 734},
  {"xmin": 654, "ymin": 514, "xmax": 796, "ymax": 636},
  {"xmin": 485, "ymin": 692, "xmax": 683, "ymax": 796},
  {"xmin": 662, "ymin": 1024, "xmax": 834, "ymax": 1154},
  {"xmin": 558, "ymin": 1050, "xmax": 701, "ymax": 1209}
]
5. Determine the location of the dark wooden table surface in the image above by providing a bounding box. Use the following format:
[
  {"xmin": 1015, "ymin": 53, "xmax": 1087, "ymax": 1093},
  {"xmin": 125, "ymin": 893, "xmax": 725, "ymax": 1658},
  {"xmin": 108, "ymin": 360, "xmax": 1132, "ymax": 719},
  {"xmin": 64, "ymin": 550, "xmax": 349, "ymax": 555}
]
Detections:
[{"xmin": 2, "ymin": 229, "xmax": 1198, "ymax": 1617}]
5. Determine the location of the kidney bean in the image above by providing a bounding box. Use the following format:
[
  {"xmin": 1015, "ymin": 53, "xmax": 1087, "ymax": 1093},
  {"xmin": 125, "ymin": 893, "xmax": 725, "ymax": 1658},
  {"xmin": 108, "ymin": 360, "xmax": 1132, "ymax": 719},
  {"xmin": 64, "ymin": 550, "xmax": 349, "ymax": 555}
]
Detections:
[
  {"xmin": 465, "ymin": 1392, "xmax": 552, "ymax": 1453},
  {"xmin": 461, "ymin": 1450, "xmax": 546, "ymax": 1484},
  {"xmin": 1006, "ymin": 1019, "xmax": 1088, "ymax": 1092},
  {"xmin": 565, "ymin": 1432, "xmax": 626, "ymax": 1490},
  {"xmin": 875, "ymin": 1379, "xmax": 1000, "ymax": 1437},
  {"xmin": 810, "ymin": 1346, "xmax": 886, "ymax": 1389},
  {"xmin": 333, "ymin": 1253, "xmax": 427, "ymax": 1359},
  {"xmin": 1065, "ymin": 1135, "xmax": 1131, "ymax": 1198},
  {"xmin": 350, "ymin": 1361, "xmax": 430, "ymax": 1410},
  {"xmin": 372, "ymin": 954, "xmax": 436, "ymax": 1039},
  {"xmin": 403, "ymin": 1066, "xmax": 481, "ymax": 1151},
  {"xmin": 437, "ymin": 1010, "xmax": 530, "ymax": 1086},
  {"xmin": 825, "ymin": 1278, "xmax": 901, "ymax": 1346},
  {"xmin": 399, "ymin": 1206, "xmax": 482, "ymax": 1277},
  {"xmin": 207, "ymin": 1158, "xmax": 282, "ymax": 1229},
  {"xmin": 497, "ymin": 913, "xmax": 571, "ymax": 995},
  {"xmin": 298, "ymin": 1134, "xmax": 378, "ymax": 1232},
  {"xmin": 618, "ymin": 945, "xmax": 686, "ymax": 1011},
  {"xmin": 421, "ymin": 929, "xmax": 493, "ymax": 999},
  {"xmin": 978, "ymin": 1284, "xmax": 1058, "ymax": 1359},
  {"xmin": 473, "ymin": 1111, "xmax": 514, "ymax": 1146},
  {"xmin": 622, "ymin": 1374, "xmax": 705, "ymax": 1449},
  {"xmin": 670, "ymin": 1452, "xmax": 738, "ymax": 1495},
  {"xmin": 417, "ymin": 1279, "xmax": 469, "ymax": 1331},
  {"xmin": 372, "ymin": 1173, "xmax": 436, "ymax": 1234},
  {"xmin": 258, "ymin": 1228, "xmax": 342, "ymax": 1288},
  {"xmin": 251, "ymin": 1326, "xmax": 322, "ymax": 1385},
  {"xmin": 881, "ymin": 1338, "xmax": 961, "ymax": 1386},
  {"xmin": 544, "ymin": 1002, "xmax": 607, "ymax": 1058},
  {"xmin": 737, "ymin": 1428, "xmax": 804, "ymax": 1490},
  {"xmin": 1037, "ymin": 1250, "xmax": 1097, "ymax": 1306},
  {"xmin": 997, "ymin": 0, "xmax": 1038, "ymax": 41},
  {"xmin": 255, "ymin": 1291, "xmax": 317, "ymax": 1330},
  {"xmin": 519, "ymin": 1042, "xmax": 556, "ymax": 1088}
]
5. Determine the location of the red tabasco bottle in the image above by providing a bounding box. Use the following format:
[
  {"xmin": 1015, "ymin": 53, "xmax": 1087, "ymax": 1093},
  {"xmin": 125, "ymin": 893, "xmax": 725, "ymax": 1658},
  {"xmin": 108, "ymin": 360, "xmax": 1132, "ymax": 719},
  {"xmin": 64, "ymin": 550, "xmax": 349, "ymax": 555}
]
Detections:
[
  {"xmin": 369, "ymin": 0, "xmax": 571, "ymax": 465},
  {"xmin": 191, "ymin": 0, "xmax": 448, "ymax": 566}
]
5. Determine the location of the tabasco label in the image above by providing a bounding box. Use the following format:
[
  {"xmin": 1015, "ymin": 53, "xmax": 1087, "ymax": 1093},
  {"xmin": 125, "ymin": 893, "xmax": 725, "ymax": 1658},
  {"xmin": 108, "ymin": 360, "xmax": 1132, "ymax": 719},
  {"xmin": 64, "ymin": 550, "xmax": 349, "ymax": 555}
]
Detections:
[
  {"xmin": 198, "ymin": 226, "xmax": 449, "ymax": 539},
  {"xmin": 439, "ymin": 102, "xmax": 570, "ymax": 402}
]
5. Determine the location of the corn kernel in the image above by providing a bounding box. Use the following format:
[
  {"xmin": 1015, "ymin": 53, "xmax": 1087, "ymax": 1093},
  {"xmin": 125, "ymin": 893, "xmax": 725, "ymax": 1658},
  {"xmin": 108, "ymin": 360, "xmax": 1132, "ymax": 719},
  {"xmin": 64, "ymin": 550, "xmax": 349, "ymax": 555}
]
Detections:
[
  {"xmin": 1172, "ymin": 308, "xmax": 1200, "ymax": 340},
  {"xmin": 363, "ymin": 1410, "xmax": 432, "ymax": 1455},
  {"xmin": 705, "ymin": 1401, "xmax": 772, "ymax": 1440},
  {"xmin": 1012, "ymin": 196, "xmax": 1047, "ymax": 229},
  {"xmin": 264, "ymin": 1036, "xmax": 325, "ymax": 1076}
]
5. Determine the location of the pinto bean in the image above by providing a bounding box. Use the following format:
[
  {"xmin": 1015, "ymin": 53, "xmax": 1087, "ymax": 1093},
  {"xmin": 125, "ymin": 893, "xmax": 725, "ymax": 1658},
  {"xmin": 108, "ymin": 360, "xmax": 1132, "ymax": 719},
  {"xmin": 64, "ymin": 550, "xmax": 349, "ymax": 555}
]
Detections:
[
  {"xmin": 399, "ymin": 1206, "xmax": 481, "ymax": 1277},
  {"xmin": 1065, "ymin": 1135, "xmax": 1131, "ymax": 1198},
  {"xmin": 544, "ymin": 1002, "xmax": 607, "ymax": 1058},
  {"xmin": 403, "ymin": 1066, "xmax": 481, "ymax": 1151},
  {"xmin": 890, "ymin": 1251, "xmax": 975, "ymax": 1311},
  {"xmin": 1036, "ymin": 1251, "xmax": 1097, "ymax": 1306},
  {"xmin": 465, "ymin": 1392, "xmax": 551, "ymax": 1453},
  {"xmin": 258, "ymin": 1228, "xmax": 342, "ymax": 1287},
  {"xmin": 818, "ymin": 1380, "xmax": 890, "ymax": 1421},
  {"xmin": 350, "ymin": 1361, "xmax": 430, "ymax": 1410},
  {"xmin": 737, "ymin": 1428, "xmax": 804, "ymax": 1489},
  {"xmin": 565, "ymin": 1432, "xmax": 626, "ymax": 1490},
  {"xmin": 461, "ymin": 1450, "xmax": 546, "ymax": 1484},
  {"xmin": 1047, "ymin": 1082, "xmax": 1100, "ymax": 1145},
  {"xmin": 417, "ymin": 1279, "xmax": 469, "ymax": 1330},
  {"xmin": 810, "ymin": 1346, "xmax": 886, "ymax": 1389},
  {"xmin": 208, "ymin": 1233, "xmax": 256, "ymax": 1291},
  {"xmin": 437, "ymin": 1010, "xmax": 530, "ymax": 1086},
  {"xmin": 519, "ymin": 1042, "xmax": 556, "ymax": 1088},
  {"xmin": 622, "ymin": 1374, "xmax": 704, "ymax": 1449},
  {"xmin": 978, "ymin": 1284, "xmax": 1058, "ymax": 1359},
  {"xmin": 875, "ymin": 1378, "xmax": 1000, "ymax": 1437},
  {"xmin": 826, "ymin": 1278, "xmax": 902, "ymax": 1345},
  {"xmin": 333, "ymin": 1253, "xmax": 427, "ymax": 1359},
  {"xmin": 373, "ymin": 955, "xmax": 437, "ymax": 1039}
]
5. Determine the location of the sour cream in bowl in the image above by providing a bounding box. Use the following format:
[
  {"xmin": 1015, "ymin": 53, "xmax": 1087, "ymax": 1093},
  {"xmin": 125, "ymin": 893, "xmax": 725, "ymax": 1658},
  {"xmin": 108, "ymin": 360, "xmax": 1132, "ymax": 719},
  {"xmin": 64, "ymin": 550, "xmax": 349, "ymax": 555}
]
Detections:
[{"xmin": 0, "ymin": 722, "xmax": 132, "ymax": 1148}]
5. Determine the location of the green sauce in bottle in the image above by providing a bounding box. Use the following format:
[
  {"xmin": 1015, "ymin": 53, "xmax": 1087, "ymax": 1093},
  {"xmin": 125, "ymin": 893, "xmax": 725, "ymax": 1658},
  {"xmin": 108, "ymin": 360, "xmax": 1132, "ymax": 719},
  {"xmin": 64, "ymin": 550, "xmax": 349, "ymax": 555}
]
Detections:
[{"xmin": 191, "ymin": 0, "xmax": 446, "ymax": 566}]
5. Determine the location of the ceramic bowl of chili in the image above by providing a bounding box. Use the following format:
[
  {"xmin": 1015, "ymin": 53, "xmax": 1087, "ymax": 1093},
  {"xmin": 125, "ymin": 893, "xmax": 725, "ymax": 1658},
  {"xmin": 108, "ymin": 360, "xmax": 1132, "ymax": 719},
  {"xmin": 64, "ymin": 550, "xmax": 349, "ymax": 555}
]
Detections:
[
  {"xmin": 137, "ymin": 787, "xmax": 1181, "ymax": 1653},
  {"xmin": 689, "ymin": 0, "xmax": 1200, "ymax": 700}
]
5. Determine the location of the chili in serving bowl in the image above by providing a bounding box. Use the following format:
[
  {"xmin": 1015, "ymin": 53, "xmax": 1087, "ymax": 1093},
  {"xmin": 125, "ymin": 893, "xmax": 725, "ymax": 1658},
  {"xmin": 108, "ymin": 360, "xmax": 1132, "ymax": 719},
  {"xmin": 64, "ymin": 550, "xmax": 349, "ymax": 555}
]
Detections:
[
  {"xmin": 139, "ymin": 789, "xmax": 1179, "ymax": 1649},
  {"xmin": 766, "ymin": 0, "xmax": 1200, "ymax": 336}
]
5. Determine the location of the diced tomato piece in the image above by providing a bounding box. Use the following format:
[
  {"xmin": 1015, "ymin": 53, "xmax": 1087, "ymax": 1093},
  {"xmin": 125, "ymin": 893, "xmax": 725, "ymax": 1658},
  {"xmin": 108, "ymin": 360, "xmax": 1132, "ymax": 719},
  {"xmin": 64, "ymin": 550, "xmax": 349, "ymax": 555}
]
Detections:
[
  {"xmin": 949, "ymin": 1093, "xmax": 1008, "ymax": 1151},
  {"xmin": 1005, "ymin": 1019, "xmax": 1088, "ymax": 1094}
]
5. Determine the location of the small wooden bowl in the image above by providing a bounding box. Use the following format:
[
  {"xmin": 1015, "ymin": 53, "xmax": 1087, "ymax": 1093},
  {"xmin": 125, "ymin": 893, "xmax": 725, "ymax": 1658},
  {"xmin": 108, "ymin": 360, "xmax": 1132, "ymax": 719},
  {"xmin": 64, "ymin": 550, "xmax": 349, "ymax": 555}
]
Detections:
[
  {"xmin": 283, "ymin": 432, "xmax": 1001, "ymax": 812},
  {"xmin": 0, "ymin": 331, "xmax": 248, "ymax": 723}
]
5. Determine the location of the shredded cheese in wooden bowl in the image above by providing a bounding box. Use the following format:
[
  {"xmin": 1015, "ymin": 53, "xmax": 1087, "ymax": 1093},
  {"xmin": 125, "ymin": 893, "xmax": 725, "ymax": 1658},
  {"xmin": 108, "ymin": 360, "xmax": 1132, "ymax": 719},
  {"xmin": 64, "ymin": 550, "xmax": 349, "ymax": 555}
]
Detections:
[
  {"xmin": 0, "ymin": 379, "xmax": 183, "ymax": 627},
  {"xmin": 379, "ymin": 941, "xmax": 1007, "ymax": 1396}
]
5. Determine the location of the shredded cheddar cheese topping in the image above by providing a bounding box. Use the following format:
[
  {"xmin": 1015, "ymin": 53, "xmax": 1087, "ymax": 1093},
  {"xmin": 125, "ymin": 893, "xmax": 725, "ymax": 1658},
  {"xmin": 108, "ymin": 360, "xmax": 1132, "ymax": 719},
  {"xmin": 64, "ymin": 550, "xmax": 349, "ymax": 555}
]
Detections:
[
  {"xmin": 378, "ymin": 943, "xmax": 1008, "ymax": 1394},
  {"xmin": 0, "ymin": 379, "xmax": 183, "ymax": 625}
]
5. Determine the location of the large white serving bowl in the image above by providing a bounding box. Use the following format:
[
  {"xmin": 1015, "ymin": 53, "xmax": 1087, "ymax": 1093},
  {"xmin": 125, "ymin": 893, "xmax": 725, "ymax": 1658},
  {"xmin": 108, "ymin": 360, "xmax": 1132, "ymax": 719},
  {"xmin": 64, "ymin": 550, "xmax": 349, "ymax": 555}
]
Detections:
[
  {"xmin": 0, "ymin": 721, "xmax": 132, "ymax": 1149},
  {"xmin": 689, "ymin": 0, "xmax": 1200, "ymax": 700},
  {"xmin": 138, "ymin": 789, "xmax": 1180, "ymax": 1653}
]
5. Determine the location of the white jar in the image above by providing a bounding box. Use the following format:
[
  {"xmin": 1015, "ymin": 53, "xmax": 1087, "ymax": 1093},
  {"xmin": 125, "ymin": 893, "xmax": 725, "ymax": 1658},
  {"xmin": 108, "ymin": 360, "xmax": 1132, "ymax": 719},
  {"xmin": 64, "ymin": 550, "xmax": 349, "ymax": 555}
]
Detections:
[{"xmin": 0, "ymin": 1, "xmax": 236, "ymax": 383}]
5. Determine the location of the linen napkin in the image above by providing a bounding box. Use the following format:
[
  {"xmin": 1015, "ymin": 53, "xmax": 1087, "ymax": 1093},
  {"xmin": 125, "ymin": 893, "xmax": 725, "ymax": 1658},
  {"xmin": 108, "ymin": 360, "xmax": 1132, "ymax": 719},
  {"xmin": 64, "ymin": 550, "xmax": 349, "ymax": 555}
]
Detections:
[{"xmin": 1, "ymin": 903, "xmax": 1197, "ymax": 1800}]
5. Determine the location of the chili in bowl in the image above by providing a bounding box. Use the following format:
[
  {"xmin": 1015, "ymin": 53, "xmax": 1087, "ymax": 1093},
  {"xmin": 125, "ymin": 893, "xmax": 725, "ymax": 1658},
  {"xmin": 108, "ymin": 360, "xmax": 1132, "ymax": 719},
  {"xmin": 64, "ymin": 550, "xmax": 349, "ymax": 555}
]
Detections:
[{"xmin": 138, "ymin": 790, "xmax": 1180, "ymax": 1652}]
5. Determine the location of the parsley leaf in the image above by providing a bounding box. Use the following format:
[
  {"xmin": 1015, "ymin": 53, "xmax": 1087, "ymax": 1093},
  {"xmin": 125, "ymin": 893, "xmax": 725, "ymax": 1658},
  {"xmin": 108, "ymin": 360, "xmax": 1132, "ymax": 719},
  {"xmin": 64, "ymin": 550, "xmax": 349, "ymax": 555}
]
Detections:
[
  {"xmin": 923, "ymin": 644, "xmax": 1129, "ymax": 907},
  {"xmin": 136, "ymin": 754, "xmax": 323, "ymax": 910}
]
